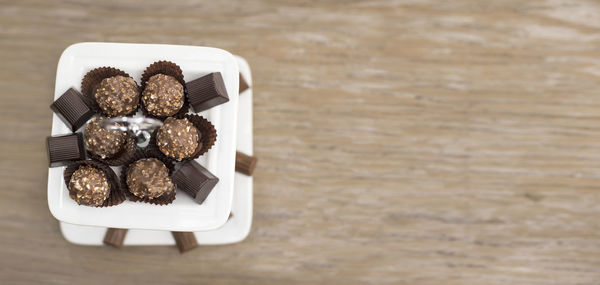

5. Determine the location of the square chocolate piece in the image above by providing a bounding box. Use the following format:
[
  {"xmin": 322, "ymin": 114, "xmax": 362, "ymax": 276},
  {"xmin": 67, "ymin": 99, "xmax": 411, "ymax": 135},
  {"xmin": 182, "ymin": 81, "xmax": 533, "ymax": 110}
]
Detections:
[
  {"xmin": 50, "ymin": 88, "xmax": 95, "ymax": 132},
  {"xmin": 103, "ymin": 228, "xmax": 128, "ymax": 248},
  {"xmin": 235, "ymin": 151, "xmax": 258, "ymax": 176},
  {"xmin": 186, "ymin": 72, "xmax": 229, "ymax": 112},
  {"xmin": 239, "ymin": 72, "xmax": 250, "ymax": 94},
  {"xmin": 171, "ymin": 232, "xmax": 198, "ymax": 253},
  {"xmin": 173, "ymin": 160, "xmax": 219, "ymax": 204},
  {"xmin": 46, "ymin": 133, "xmax": 86, "ymax": 167}
]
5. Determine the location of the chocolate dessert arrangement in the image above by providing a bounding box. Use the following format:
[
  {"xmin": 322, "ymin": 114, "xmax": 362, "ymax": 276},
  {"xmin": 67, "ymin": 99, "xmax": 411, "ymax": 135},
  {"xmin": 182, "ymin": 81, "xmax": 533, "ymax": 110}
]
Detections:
[
  {"xmin": 48, "ymin": 60, "xmax": 258, "ymax": 252},
  {"xmin": 48, "ymin": 61, "xmax": 231, "ymax": 209}
]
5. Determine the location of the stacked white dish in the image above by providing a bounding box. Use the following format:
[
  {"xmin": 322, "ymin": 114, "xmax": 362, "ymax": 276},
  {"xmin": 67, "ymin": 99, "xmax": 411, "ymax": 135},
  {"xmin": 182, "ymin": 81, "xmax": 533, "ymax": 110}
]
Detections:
[{"xmin": 47, "ymin": 43, "xmax": 253, "ymax": 245}]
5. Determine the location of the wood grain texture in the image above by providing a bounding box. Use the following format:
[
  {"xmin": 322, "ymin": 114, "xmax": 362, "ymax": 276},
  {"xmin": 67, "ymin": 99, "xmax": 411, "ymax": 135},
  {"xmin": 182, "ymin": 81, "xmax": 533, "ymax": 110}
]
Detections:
[{"xmin": 1, "ymin": 0, "xmax": 599, "ymax": 284}]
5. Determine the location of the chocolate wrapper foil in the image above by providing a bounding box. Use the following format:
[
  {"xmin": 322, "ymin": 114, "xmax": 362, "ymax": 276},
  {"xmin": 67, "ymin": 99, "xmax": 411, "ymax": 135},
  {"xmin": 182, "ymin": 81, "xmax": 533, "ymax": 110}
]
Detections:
[{"xmin": 184, "ymin": 114, "xmax": 217, "ymax": 158}]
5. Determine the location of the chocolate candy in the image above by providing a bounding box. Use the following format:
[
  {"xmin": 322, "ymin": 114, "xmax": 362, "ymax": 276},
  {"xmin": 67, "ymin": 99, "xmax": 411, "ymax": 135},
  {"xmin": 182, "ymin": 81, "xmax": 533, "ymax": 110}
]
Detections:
[
  {"xmin": 64, "ymin": 161, "xmax": 126, "ymax": 207},
  {"xmin": 84, "ymin": 117, "xmax": 127, "ymax": 159},
  {"xmin": 157, "ymin": 117, "xmax": 200, "ymax": 161},
  {"xmin": 239, "ymin": 73, "xmax": 250, "ymax": 94},
  {"xmin": 103, "ymin": 228, "xmax": 128, "ymax": 248},
  {"xmin": 50, "ymin": 88, "xmax": 95, "ymax": 132},
  {"xmin": 68, "ymin": 165, "xmax": 110, "ymax": 206},
  {"xmin": 126, "ymin": 158, "xmax": 175, "ymax": 200},
  {"xmin": 94, "ymin": 75, "xmax": 139, "ymax": 116},
  {"xmin": 46, "ymin": 133, "xmax": 86, "ymax": 167},
  {"xmin": 171, "ymin": 232, "xmax": 198, "ymax": 253},
  {"xmin": 235, "ymin": 151, "xmax": 258, "ymax": 176},
  {"xmin": 173, "ymin": 160, "xmax": 218, "ymax": 204},
  {"xmin": 186, "ymin": 72, "xmax": 229, "ymax": 112},
  {"xmin": 142, "ymin": 74, "xmax": 185, "ymax": 117}
]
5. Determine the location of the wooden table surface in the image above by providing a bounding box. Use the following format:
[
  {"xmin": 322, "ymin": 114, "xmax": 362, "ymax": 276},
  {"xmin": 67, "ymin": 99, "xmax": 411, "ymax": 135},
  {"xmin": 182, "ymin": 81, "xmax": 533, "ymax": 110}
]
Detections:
[{"xmin": 1, "ymin": 0, "xmax": 599, "ymax": 284}]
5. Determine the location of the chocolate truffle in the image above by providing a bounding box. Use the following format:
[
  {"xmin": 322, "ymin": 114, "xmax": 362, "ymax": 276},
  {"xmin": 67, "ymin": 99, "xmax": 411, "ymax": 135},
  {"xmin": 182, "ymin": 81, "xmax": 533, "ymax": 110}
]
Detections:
[
  {"xmin": 142, "ymin": 74, "xmax": 185, "ymax": 117},
  {"xmin": 126, "ymin": 158, "xmax": 175, "ymax": 200},
  {"xmin": 68, "ymin": 165, "xmax": 110, "ymax": 206},
  {"xmin": 157, "ymin": 117, "xmax": 200, "ymax": 161},
  {"xmin": 84, "ymin": 117, "xmax": 127, "ymax": 159},
  {"xmin": 94, "ymin": 75, "xmax": 139, "ymax": 116}
]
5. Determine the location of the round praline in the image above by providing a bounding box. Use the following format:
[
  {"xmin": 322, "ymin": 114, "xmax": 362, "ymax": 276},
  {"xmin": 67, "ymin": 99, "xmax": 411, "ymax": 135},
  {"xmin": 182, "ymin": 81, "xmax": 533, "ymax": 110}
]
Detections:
[
  {"xmin": 156, "ymin": 117, "xmax": 200, "ymax": 161},
  {"xmin": 84, "ymin": 117, "xmax": 127, "ymax": 159},
  {"xmin": 68, "ymin": 165, "xmax": 110, "ymax": 206},
  {"xmin": 94, "ymin": 75, "xmax": 139, "ymax": 116},
  {"xmin": 142, "ymin": 74, "xmax": 185, "ymax": 117},
  {"xmin": 126, "ymin": 158, "xmax": 175, "ymax": 200}
]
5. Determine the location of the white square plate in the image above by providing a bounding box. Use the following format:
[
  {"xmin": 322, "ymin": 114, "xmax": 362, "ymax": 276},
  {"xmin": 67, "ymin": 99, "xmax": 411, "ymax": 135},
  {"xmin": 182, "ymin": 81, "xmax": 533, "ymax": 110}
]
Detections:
[
  {"xmin": 48, "ymin": 42, "xmax": 238, "ymax": 231},
  {"xmin": 59, "ymin": 55, "xmax": 253, "ymax": 245}
]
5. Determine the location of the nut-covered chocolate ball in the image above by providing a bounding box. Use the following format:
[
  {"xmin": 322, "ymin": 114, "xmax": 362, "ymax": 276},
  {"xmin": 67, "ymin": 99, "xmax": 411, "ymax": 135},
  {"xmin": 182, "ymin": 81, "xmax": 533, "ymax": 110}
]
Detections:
[
  {"xmin": 126, "ymin": 158, "xmax": 175, "ymax": 200},
  {"xmin": 157, "ymin": 117, "xmax": 200, "ymax": 161},
  {"xmin": 68, "ymin": 165, "xmax": 110, "ymax": 206},
  {"xmin": 142, "ymin": 74, "xmax": 185, "ymax": 117},
  {"xmin": 84, "ymin": 117, "xmax": 127, "ymax": 159},
  {"xmin": 94, "ymin": 75, "xmax": 140, "ymax": 116}
]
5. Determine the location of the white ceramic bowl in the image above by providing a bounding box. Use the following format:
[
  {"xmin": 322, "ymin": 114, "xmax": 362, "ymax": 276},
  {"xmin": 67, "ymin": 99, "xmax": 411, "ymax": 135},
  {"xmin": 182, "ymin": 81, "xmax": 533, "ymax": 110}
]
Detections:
[{"xmin": 48, "ymin": 42, "xmax": 238, "ymax": 231}]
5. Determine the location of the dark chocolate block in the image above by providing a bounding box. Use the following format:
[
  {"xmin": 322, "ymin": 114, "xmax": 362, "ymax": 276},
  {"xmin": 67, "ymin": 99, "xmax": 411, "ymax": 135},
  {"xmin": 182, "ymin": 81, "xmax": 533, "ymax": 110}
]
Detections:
[
  {"xmin": 46, "ymin": 133, "xmax": 86, "ymax": 167},
  {"xmin": 186, "ymin": 72, "xmax": 229, "ymax": 112},
  {"xmin": 173, "ymin": 160, "xmax": 218, "ymax": 204},
  {"xmin": 235, "ymin": 151, "xmax": 258, "ymax": 176},
  {"xmin": 103, "ymin": 228, "xmax": 128, "ymax": 248},
  {"xmin": 171, "ymin": 232, "xmax": 198, "ymax": 253},
  {"xmin": 50, "ymin": 88, "xmax": 95, "ymax": 132},
  {"xmin": 239, "ymin": 73, "xmax": 250, "ymax": 94}
]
